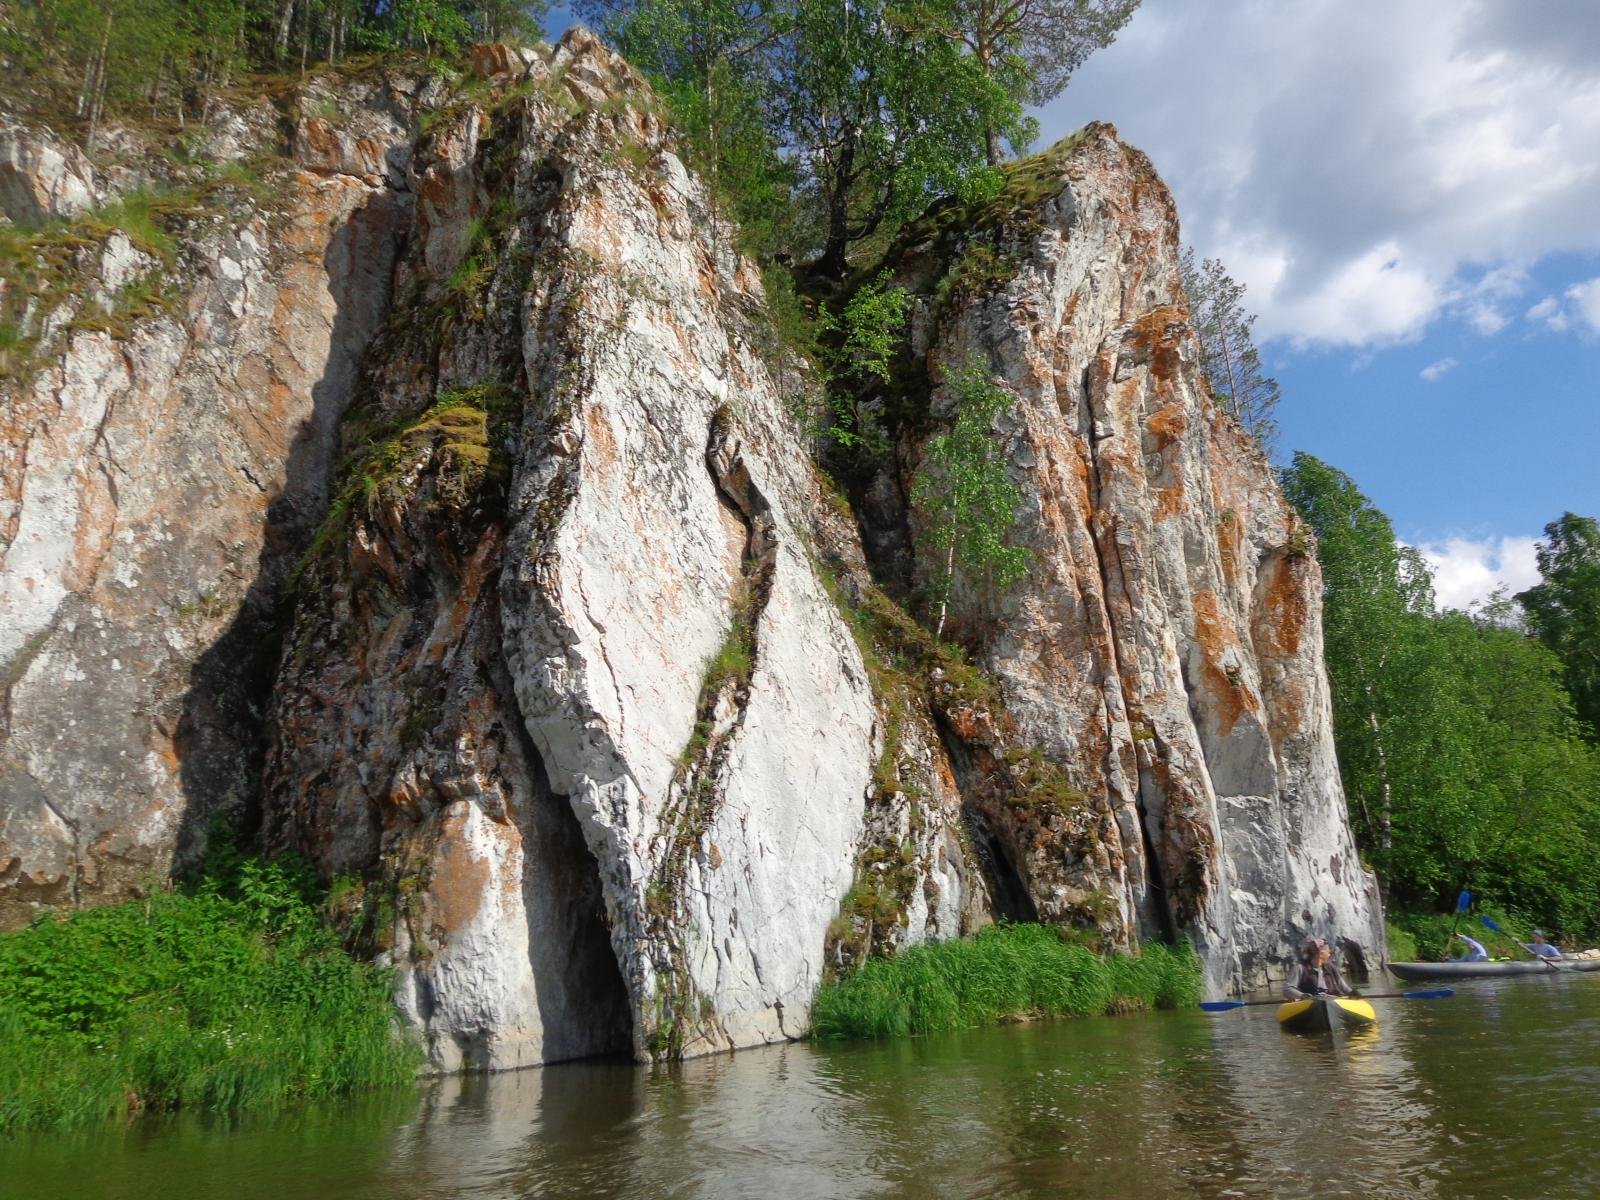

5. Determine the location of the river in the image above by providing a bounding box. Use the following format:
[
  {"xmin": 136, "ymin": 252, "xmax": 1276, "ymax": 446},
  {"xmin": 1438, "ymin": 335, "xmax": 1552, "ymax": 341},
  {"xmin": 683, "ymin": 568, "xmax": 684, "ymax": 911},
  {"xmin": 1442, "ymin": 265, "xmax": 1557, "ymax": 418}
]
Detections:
[{"xmin": 6, "ymin": 973, "xmax": 1599, "ymax": 1199}]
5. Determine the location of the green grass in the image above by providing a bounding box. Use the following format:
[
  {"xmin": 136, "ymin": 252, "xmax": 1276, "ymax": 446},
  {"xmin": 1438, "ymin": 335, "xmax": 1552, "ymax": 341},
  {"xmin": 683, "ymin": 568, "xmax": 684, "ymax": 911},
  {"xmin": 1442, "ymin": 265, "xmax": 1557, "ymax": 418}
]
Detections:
[
  {"xmin": 1386, "ymin": 905, "xmax": 1537, "ymax": 962},
  {"xmin": 810, "ymin": 922, "xmax": 1203, "ymax": 1041},
  {"xmin": 0, "ymin": 851, "xmax": 419, "ymax": 1135}
]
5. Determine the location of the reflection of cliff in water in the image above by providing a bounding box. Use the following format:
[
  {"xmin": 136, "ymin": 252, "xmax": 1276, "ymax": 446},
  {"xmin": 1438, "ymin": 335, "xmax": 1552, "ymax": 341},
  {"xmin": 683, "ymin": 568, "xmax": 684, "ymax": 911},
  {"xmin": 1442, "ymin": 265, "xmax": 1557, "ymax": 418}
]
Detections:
[{"xmin": 14, "ymin": 985, "xmax": 1600, "ymax": 1199}]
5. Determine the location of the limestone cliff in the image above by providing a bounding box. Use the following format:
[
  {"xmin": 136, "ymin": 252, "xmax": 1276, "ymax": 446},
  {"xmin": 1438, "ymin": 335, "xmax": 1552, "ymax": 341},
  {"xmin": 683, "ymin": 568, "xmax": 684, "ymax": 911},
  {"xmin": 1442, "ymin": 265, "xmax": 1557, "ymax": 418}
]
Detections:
[{"xmin": 0, "ymin": 31, "xmax": 1382, "ymax": 1068}]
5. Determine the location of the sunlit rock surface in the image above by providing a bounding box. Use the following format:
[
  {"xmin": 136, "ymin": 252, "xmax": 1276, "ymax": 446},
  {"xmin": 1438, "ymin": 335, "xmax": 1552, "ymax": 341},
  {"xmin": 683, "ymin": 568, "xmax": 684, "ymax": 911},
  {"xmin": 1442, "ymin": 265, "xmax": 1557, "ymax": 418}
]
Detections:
[{"xmin": 1, "ymin": 32, "xmax": 1381, "ymax": 1066}]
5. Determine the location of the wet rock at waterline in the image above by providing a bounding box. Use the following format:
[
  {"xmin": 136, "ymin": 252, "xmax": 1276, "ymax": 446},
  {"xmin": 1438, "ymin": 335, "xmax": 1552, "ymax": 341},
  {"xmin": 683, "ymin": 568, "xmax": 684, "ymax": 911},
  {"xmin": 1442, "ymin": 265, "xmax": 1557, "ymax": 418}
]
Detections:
[{"xmin": 0, "ymin": 30, "xmax": 1382, "ymax": 1068}]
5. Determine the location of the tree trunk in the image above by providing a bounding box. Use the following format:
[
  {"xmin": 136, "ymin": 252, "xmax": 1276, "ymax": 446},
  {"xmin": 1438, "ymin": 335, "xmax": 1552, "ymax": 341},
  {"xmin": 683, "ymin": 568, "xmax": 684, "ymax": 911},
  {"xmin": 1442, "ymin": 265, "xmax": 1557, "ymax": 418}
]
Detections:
[
  {"xmin": 935, "ymin": 539, "xmax": 956, "ymax": 639},
  {"xmin": 275, "ymin": 0, "xmax": 297, "ymax": 61},
  {"xmin": 817, "ymin": 131, "xmax": 856, "ymax": 278},
  {"xmin": 984, "ymin": 123, "xmax": 1002, "ymax": 167}
]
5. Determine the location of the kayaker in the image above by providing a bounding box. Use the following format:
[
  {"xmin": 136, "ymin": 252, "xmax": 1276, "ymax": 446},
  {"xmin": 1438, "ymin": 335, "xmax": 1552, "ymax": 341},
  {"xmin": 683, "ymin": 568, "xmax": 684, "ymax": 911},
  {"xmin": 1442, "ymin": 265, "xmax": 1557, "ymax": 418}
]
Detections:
[
  {"xmin": 1523, "ymin": 930, "xmax": 1564, "ymax": 960},
  {"xmin": 1282, "ymin": 936, "xmax": 1356, "ymax": 999},
  {"xmin": 1451, "ymin": 933, "xmax": 1490, "ymax": 962}
]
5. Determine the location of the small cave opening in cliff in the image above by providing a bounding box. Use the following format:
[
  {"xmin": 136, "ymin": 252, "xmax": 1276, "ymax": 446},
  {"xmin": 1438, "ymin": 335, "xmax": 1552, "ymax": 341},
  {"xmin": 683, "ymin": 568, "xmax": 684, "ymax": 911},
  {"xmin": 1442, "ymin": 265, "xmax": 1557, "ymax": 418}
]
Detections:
[
  {"xmin": 512, "ymin": 711, "xmax": 635, "ymax": 1064},
  {"xmin": 969, "ymin": 819, "xmax": 1039, "ymax": 925}
]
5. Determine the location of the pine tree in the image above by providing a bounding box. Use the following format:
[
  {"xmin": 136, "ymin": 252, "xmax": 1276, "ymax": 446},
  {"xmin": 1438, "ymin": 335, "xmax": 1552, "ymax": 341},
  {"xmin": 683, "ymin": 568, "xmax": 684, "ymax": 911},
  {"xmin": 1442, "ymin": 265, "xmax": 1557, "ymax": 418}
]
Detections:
[{"xmin": 1180, "ymin": 248, "xmax": 1281, "ymax": 446}]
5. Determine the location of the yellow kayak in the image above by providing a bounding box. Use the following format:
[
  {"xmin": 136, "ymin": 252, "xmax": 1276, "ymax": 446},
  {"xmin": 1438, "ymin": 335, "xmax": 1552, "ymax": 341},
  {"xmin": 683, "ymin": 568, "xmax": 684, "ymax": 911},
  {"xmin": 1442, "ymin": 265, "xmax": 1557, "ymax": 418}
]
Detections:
[{"xmin": 1277, "ymin": 995, "xmax": 1377, "ymax": 1034}]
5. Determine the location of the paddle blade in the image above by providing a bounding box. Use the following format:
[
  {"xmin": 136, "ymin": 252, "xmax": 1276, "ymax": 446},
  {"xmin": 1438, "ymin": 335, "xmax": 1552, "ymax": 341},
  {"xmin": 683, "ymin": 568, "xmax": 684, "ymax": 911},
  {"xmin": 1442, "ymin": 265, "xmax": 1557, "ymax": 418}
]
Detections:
[
  {"xmin": 1198, "ymin": 1001, "xmax": 1248, "ymax": 1012},
  {"xmin": 1400, "ymin": 988, "xmax": 1455, "ymax": 1000},
  {"xmin": 1457, "ymin": 890, "xmax": 1472, "ymax": 912},
  {"xmin": 1481, "ymin": 915, "xmax": 1507, "ymax": 934}
]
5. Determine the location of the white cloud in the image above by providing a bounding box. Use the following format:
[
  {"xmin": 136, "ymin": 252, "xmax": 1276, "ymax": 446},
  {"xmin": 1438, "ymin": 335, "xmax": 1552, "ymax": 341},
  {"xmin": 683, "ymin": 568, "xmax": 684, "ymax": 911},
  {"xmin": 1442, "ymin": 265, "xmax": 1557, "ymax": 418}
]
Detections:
[
  {"xmin": 1521, "ymin": 277, "xmax": 1600, "ymax": 333},
  {"xmin": 1526, "ymin": 295, "xmax": 1563, "ymax": 324},
  {"xmin": 1040, "ymin": 0, "xmax": 1600, "ymax": 349},
  {"xmin": 1566, "ymin": 277, "xmax": 1600, "ymax": 333},
  {"xmin": 1415, "ymin": 535, "xmax": 1542, "ymax": 611},
  {"xmin": 1420, "ymin": 357, "xmax": 1459, "ymax": 382}
]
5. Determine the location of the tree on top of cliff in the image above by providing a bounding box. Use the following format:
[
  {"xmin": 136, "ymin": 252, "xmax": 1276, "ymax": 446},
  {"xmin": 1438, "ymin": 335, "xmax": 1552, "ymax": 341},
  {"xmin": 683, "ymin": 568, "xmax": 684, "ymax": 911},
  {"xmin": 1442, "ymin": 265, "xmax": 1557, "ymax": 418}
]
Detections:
[
  {"xmin": 1180, "ymin": 249, "xmax": 1281, "ymax": 447},
  {"xmin": 3, "ymin": 0, "xmax": 548, "ymax": 142},
  {"xmin": 912, "ymin": 0, "xmax": 1140, "ymax": 164},
  {"xmin": 584, "ymin": 0, "xmax": 1142, "ymax": 274},
  {"xmin": 1517, "ymin": 512, "xmax": 1600, "ymax": 741}
]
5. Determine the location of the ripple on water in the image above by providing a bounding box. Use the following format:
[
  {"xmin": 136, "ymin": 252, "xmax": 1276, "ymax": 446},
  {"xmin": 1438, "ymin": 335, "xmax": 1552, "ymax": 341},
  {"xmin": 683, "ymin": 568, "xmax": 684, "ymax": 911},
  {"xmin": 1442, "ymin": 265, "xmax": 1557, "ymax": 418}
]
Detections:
[{"xmin": 5, "ymin": 974, "xmax": 1600, "ymax": 1199}]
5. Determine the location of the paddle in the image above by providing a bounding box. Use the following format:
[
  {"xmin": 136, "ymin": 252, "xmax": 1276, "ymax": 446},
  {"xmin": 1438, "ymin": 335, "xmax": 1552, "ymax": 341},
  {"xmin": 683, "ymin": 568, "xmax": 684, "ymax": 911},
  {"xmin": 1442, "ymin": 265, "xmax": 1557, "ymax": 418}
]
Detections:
[
  {"xmin": 1199, "ymin": 988, "xmax": 1454, "ymax": 1012},
  {"xmin": 1481, "ymin": 915, "xmax": 1561, "ymax": 971}
]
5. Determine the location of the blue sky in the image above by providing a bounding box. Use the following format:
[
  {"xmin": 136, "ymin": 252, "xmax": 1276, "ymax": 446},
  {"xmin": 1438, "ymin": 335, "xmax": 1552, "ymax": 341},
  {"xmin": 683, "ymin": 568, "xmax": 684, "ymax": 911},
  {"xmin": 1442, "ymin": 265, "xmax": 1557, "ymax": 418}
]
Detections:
[{"xmin": 550, "ymin": 1, "xmax": 1599, "ymax": 606}]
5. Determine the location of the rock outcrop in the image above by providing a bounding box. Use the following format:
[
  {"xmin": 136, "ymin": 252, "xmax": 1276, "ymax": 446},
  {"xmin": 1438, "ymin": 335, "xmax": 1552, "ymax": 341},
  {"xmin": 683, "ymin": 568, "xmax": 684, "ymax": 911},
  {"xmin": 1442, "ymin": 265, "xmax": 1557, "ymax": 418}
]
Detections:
[
  {"xmin": 856, "ymin": 130, "xmax": 1385, "ymax": 995},
  {"xmin": 1, "ymin": 31, "xmax": 1383, "ymax": 1067},
  {"xmin": 0, "ymin": 66, "xmax": 428, "ymax": 926}
]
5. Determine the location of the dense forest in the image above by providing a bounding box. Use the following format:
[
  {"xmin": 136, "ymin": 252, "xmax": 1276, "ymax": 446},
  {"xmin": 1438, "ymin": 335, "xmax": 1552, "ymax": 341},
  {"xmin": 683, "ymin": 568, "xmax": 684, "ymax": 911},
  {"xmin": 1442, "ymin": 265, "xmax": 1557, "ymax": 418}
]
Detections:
[{"xmin": 1284, "ymin": 460, "xmax": 1600, "ymax": 947}]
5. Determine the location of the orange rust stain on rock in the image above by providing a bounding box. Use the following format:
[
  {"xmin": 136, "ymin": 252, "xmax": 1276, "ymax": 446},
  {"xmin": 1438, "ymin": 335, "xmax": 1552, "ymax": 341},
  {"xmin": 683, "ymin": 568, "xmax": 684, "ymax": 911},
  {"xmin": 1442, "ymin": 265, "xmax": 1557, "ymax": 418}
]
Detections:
[
  {"xmin": 430, "ymin": 808, "xmax": 494, "ymax": 934},
  {"xmin": 1144, "ymin": 400, "xmax": 1187, "ymax": 452},
  {"xmin": 1256, "ymin": 553, "xmax": 1311, "ymax": 659},
  {"xmin": 1154, "ymin": 484, "xmax": 1185, "ymax": 521},
  {"xmin": 585, "ymin": 404, "xmax": 618, "ymax": 471},
  {"xmin": 1191, "ymin": 588, "xmax": 1249, "ymax": 737},
  {"xmin": 1126, "ymin": 305, "xmax": 1187, "ymax": 387}
]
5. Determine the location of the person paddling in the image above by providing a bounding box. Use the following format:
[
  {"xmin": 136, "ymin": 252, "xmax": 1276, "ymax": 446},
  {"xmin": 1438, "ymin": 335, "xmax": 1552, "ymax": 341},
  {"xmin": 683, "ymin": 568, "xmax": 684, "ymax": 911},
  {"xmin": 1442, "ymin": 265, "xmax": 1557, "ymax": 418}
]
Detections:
[
  {"xmin": 1451, "ymin": 933, "xmax": 1490, "ymax": 962},
  {"xmin": 1523, "ymin": 930, "xmax": 1564, "ymax": 960},
  {"xmin": 1282, "ymin": 936, "xmax": 1357, "ymax": 999}
]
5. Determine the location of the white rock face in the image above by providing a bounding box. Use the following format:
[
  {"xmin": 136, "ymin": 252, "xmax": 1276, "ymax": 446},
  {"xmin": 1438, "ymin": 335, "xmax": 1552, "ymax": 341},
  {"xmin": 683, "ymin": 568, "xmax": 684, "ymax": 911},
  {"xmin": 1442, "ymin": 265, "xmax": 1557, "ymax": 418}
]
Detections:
[
  {"xmin": 877, "ymin": 126, "xmax": 1385, "ymax": 992},
  {"xmin": 0, "ymin": 77, "xmax": 418, "ymax": 928},
  {"xmin": 267, "ymin": 30, "xmax": 877, "ymax": 1066},
  {"xmin": 0, "ymin": 126, "xmax": 97, "ymax": 223}
]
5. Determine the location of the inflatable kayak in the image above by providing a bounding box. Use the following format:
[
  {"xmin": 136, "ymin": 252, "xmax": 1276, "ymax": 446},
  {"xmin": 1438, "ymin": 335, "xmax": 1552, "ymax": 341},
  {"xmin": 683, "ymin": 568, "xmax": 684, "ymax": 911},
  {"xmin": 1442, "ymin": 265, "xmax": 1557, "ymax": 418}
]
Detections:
[
  {"xmin": 1387, "ymin": 958, "xmax": 1600, "ymax": 982},
  {"xmin": 1277, "ymin": 995, "xmax": 1377, "ymax": 1034}
]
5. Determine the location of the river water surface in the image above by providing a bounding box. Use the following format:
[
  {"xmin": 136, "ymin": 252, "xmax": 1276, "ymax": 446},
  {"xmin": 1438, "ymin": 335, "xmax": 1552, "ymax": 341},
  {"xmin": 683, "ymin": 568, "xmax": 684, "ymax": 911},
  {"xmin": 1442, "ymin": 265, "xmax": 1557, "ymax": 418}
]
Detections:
[{"xmin": 7, "ymin": 973, "xmax": 1600, "ymax": 1199}]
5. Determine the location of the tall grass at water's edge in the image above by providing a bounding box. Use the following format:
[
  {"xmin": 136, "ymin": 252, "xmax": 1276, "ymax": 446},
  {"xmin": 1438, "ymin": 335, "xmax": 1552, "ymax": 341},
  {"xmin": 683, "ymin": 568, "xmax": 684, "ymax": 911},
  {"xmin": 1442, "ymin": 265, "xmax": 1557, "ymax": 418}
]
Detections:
[
  {"xmin": 0, "ymin": 857, "xmax": 420, "ymax": 1135},
  {"xmin": 810, "ymin": 923, "xmax": 1204, "ymax": 1041}
]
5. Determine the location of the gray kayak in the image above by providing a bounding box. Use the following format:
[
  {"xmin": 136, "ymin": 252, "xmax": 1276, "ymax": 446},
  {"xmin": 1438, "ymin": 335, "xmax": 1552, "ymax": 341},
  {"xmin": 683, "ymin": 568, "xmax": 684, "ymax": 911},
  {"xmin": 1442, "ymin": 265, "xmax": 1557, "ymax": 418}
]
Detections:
[{"xmin": 1388, "ymin": 958, "xmax": 1600, "ymax": 981}]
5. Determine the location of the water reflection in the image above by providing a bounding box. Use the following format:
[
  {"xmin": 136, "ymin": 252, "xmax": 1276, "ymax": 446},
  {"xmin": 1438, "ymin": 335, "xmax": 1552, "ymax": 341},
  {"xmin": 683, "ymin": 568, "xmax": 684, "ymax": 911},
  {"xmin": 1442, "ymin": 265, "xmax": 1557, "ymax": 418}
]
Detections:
[{"xmin": 6, "ymin": 975, "xmax": 1600, "ymax": 1200}]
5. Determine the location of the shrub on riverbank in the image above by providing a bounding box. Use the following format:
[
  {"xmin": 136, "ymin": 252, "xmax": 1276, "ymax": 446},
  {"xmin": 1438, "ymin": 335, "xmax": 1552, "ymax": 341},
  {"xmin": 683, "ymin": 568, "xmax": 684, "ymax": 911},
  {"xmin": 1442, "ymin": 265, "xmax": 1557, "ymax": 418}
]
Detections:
[
  {"xmin": 0, "ymin": 854, "xmax": 419, "ymax": 1134},
  {"xmin": 809, "ymin": 923, "xmax": 1203, "ymax": 1040}
]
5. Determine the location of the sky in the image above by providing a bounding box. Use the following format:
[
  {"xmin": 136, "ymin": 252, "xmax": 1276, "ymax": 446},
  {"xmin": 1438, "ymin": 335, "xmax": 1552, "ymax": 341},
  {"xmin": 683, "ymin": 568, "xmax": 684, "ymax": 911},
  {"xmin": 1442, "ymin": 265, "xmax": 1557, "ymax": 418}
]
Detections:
[
  {"xmin": 1039, "ymin": 0, "xmax": 1600, "ymax": 608},
  {"xmin": 549, "ymin": 1, "xmax": 1599, "ymax": 609}
]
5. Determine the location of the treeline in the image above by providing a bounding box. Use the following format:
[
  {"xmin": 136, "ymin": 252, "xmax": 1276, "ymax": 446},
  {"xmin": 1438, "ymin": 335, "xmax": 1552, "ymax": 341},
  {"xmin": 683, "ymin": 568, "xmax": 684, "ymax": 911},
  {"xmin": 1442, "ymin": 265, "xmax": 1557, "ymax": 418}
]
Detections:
[
  {"xmin": 0, "ymin": 0, "xmax": 547, "ymax": 142},
  {"xmin": 1283, "ymin": 455, "xmax": 1600, "ymax": 942}
]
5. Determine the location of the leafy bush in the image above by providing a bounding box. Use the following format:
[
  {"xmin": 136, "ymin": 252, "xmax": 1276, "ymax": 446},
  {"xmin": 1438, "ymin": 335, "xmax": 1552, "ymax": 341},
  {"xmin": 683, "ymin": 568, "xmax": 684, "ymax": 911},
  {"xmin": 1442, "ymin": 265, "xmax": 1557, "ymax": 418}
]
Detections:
[
  {"xmin": 810, "ymin": 922, "xmax": 1202, "ymax": 1040},
  {"xmin": 0, "ymin": 851, "xmax": 418, "ymax": 1134}
]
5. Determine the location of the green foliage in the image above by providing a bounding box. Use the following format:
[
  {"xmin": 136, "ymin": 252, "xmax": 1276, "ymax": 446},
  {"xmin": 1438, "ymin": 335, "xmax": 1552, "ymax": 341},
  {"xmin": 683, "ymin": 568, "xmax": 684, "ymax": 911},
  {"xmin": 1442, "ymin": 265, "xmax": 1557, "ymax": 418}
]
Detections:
[
  {"xmin": 810, "ymin": 923, "xmax": 1201, "ymax": 1040},
  {"xmin": 1180, "ymin": 247, "xmax": 1280, "ymax": 445},
  {"xmin": 1282, "ymin": 453, "xmax": 1600, "ymax": 941},
  {"xmin": 1517, "ymin": 512, "xmax": 1600, "ymax": 740},
  {"xmin": 912, "ymin": 356, "xmax": 1031, "ymax": 633},
  {"xmin": 811, "ymin": 271, "xmax": 911, "ymax": 452},
  {"xmin": 781, "ymin": 0, "xmax": 1034, "ymax": 274},
  {"xmin": 1386, "ymin": 904, "xmax": 1537, "ymax": 963},
  {"xmin": 0, "ymin": 845, "xmax": 419, "ymax": 1134},
  {"xmin": 5, "ymin": 0, "xmax": 547, "ymax": 139},
  {"xmin": 1384, "ymin": 921, "xmax": 1418, "ymax": 964}
]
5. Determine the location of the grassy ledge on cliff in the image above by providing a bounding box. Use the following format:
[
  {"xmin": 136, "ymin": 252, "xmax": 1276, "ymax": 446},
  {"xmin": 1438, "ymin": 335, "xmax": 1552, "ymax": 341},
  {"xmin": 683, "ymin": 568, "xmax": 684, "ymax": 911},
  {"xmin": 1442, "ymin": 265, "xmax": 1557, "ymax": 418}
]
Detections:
[
  {"xmin": 810, "ymin": 924, "xmax": 1202, "ymax": 1041},
  {"xmin": 0, "ymin": 851, "xmax": 419, "ymax": 1135}
]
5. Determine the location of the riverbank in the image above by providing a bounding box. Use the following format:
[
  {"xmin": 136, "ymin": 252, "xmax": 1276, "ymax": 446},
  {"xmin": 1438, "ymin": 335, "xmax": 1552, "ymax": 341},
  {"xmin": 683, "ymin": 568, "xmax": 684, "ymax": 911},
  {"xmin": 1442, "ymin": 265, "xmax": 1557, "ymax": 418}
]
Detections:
[
  {"xmin": 0, "ymin": 854, "xmax": 418, "ymax": 1134},
  {"xmin": 811, "ymin": 923, "xmax": 1203, "ymax": 1039}
]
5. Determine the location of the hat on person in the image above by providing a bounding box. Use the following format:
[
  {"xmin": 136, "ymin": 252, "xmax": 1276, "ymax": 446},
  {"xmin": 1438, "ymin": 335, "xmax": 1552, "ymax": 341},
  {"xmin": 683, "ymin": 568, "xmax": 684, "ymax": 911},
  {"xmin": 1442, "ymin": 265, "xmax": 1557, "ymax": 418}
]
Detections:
[{"xmin": 1300, "ymin": 936, "xmax": 1329, "ymax": 957}]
